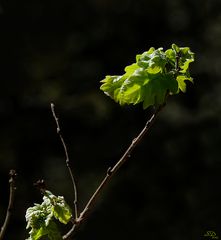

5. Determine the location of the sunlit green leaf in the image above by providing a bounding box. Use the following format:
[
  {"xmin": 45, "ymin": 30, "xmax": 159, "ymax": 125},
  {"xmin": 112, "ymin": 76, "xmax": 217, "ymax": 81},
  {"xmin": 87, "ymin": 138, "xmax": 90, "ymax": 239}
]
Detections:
[
  {"xmin": 172, "ymin": 43, "xmax": 180, "ymax": 53},
  {"xmin": 100, "ymin": 44, "xmax": 194, "ymax": 109},
  {"xmin": 176, "ymin": 75, "xmax": 193, "ymax": 92}
]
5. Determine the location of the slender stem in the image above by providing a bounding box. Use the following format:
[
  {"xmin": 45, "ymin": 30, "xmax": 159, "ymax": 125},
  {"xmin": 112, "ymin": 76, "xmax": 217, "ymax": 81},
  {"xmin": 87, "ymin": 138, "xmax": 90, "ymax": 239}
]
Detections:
[
  {"xmin": 51, "ymin": 103, "xmax": 78, "ymax": 220},
  {"xmin": 174, "ymin": 48, "xmax": 181, "ymax": 75},
  {"xmin": 63, "ymin": 106, "xmax": 164, "ymax": 239},
  {"xmin": 0, "ymin": 170, "xmax": 17, "ymax": 240}
]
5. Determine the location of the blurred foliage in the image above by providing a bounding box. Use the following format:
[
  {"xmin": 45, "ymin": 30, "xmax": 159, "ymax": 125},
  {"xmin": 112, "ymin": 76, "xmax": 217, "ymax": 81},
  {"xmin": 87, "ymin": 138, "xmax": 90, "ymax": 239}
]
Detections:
[{"xmin": 0, "ymin": 0, "xmax": 221, "ymax": 239}]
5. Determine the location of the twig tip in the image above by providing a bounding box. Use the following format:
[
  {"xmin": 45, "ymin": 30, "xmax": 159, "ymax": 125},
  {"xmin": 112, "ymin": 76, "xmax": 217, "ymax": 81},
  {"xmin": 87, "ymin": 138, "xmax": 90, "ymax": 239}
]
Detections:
[
  {"xmin": 34, "ymin": 179, "xmax": 46, "ymax": 194},
  {"xmin": 9, "ymin": 169, "xmax": 17, "ymax": 179}
]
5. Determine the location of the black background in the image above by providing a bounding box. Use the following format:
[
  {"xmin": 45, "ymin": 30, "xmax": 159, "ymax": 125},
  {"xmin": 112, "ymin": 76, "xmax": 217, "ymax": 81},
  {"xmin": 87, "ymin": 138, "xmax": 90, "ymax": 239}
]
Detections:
[{"xmin": 0, "ymin": 0, "xmax": 221, "ymax": 239}]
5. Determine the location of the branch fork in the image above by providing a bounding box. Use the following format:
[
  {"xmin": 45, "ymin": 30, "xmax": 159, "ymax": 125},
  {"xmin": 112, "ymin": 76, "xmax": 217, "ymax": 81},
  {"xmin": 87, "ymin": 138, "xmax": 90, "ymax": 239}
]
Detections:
[{"xmin": 51, "ymin": 103, "xmax": 164, "ymax": 239}]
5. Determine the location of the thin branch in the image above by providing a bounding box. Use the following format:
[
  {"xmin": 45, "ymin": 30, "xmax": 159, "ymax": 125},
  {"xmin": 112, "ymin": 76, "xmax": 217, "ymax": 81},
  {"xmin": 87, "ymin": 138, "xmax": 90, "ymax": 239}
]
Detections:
[
  {"xmin": 0, "ymin": 169, "xmax": 17, "ymax": 240},
  {"xmin": 63, "ymin": 224, "xmax": 77, "ymax": 240},
  {"xmin": 51, "ymin": 103, "xmax": 78, "ymax": 220},
  {"xmin": 63, "ymin": 105, "xmax": 164, "ymax": 239}
]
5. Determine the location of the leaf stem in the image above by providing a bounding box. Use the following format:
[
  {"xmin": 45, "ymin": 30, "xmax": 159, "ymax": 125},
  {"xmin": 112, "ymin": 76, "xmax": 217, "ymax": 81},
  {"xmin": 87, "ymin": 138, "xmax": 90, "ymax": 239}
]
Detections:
[
  {"xmin": 63, "ymin": 105, "xmax": 164, "ymax": 239},
  {"xmin": 51, "ymin": 103, "xmax": 78, "ymax": 220},
  {"xmin": 0, "ymin": 170, "xmax": 17, "ymax": 240},
  {"xmin": 173, "ymin": 48, "xmax": 181, "ymax": 75}
]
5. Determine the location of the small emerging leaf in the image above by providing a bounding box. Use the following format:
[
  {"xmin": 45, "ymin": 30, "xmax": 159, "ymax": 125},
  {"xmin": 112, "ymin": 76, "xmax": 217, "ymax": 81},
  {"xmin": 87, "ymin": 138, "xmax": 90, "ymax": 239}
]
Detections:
[
  {"xmin": 25, "ymin": 190, "xmax": 72, "ymax": 240},
  {"xmin": 53, "ymin": 196, "xmax": 72, "ymax": 224}
]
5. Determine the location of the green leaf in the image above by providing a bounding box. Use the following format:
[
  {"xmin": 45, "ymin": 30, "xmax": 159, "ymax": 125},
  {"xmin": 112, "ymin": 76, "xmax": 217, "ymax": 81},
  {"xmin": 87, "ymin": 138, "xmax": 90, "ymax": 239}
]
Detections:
[
  {"xmin": 25, "ymin": 190, "xmax": 72, "ymax": 240},
  {"xmin": 27, "ymin": 221, "xmax": 62, "ymax": 240},
  {"xmin": 52, "ymin": 196, "xmax": 72, "ymax": 224},
  {"xmin": 137, "ymin": 47, "xmax": 167, "ymax": 73},
  {"xmin": 27, "ymin": 227, "xmax": 48, "ymax": 240},
  {"xmin": 100, "ymin": 75, "xmax": 125, "ymax": 99},
  {"xmin": 172, "ymin": 43, "xmax": 180, "ymax": 53},
  {"xmin": 141, "ymin": 72, "xmax": 178, "ymax": 109},
  {"xmin": 176, "ymin": 75, "xmax": 193, "ymax": 92},
  {"xmin": 100, "ymin": 44, "xmax": 195, "ymax": 109},
  {"xmin": 165, "ymin": 49, "xmax": 176, "ymax": 65},
  {"xmin": 25, "ymin": 202, "xmax": 53, "ymax": 240}
]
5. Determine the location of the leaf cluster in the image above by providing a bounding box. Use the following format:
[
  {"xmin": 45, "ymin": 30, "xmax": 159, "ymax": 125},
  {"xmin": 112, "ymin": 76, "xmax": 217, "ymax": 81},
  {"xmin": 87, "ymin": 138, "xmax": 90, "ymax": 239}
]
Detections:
[
  {"xmin": 25, "ymin": 191, "xmax": 72, "ymax": 240},
  {"xmin": 100, "ymin": 44, "xmax": 194, "ymax": 109}
]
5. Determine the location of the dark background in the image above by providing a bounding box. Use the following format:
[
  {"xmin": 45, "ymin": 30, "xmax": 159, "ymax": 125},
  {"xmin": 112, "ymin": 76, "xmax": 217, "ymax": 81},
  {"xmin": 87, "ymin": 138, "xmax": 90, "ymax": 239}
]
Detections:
[{"xmin": 0, "ymin": 0, "xmax": 221, "ymax": 239}]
